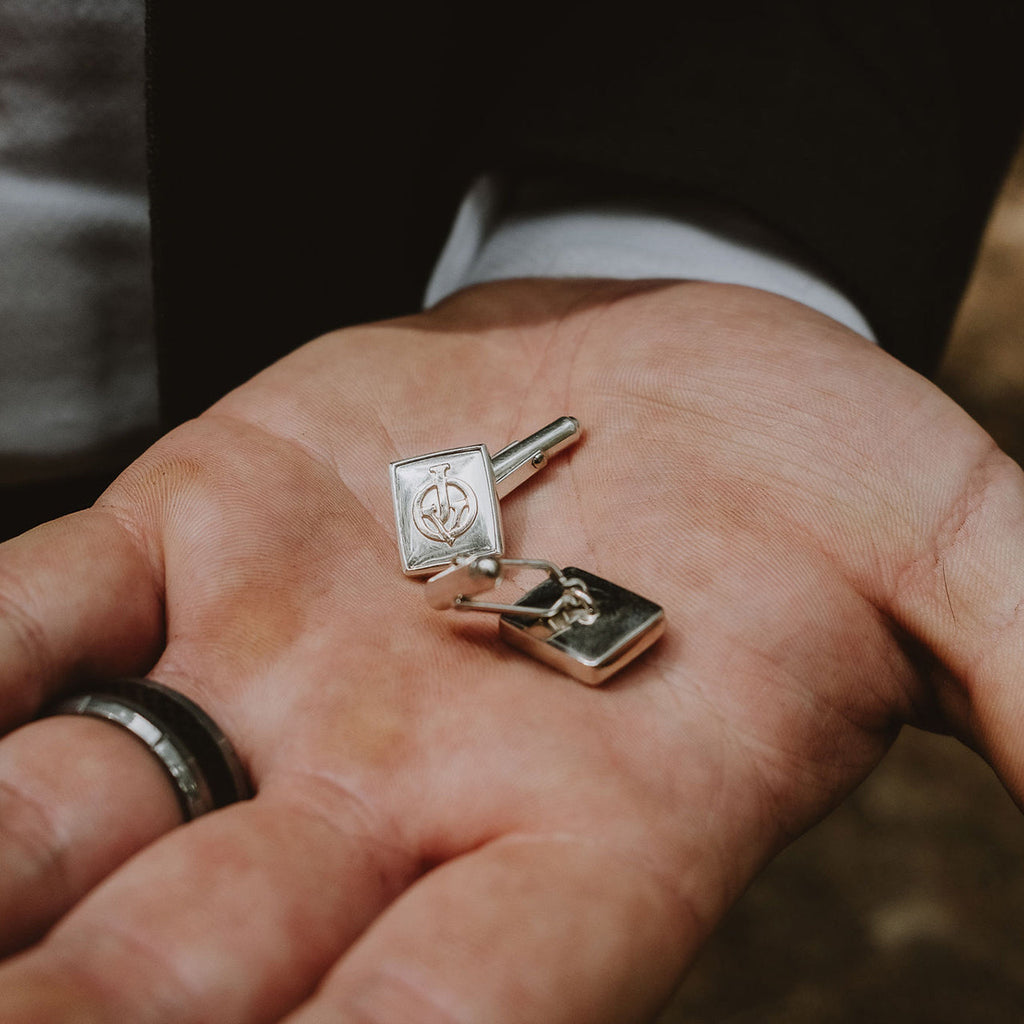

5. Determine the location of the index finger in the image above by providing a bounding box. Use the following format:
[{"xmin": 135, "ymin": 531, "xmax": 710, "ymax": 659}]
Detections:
[{"xmin": 0, "ymin": 509, "xmax": 164, "ymax": 728}]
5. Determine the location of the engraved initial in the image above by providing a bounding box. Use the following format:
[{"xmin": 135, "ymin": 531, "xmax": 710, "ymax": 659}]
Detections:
[{"xmin": 412, "ymin": 463, "xmax": 478, "ymax": 545}]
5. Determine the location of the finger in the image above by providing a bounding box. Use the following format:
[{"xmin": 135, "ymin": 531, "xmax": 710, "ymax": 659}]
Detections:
[
  {"xmin": 0, "ymin": 716, "xmax": 181, "ymax": 955},
  {"xmin": 0, "ymin": 510, "xmax": 164, "ymax": 727},
  {"xmin": 0, "ymin": 782, "xmax": 418, "ymax": 1024},
  {"xmin": 284, "ymin": 835, "xmax": 697, "ymax": 1024},
  {"xmin": 883, "ymin": 446, "xmax": 1024, "ymax": 793}
]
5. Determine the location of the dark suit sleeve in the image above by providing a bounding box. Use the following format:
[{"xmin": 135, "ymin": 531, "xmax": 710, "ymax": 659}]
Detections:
[
  {"xmin": 470, "ymin": 2, "xmax": 1024, "ymax": 374},
  {"xmin": 146, "ymin": 3, "xmax": 1024, "ymax": 423}
]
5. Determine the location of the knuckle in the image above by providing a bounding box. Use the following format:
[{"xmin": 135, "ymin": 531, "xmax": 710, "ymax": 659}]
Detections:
[
  {"xmin": 0, "ymin": 584, "xmax": 54, "ymax": 719},
  {"xmin": 0, "ymin": 775, "xmax": 70, "ymax": 900},
  {"xmin": 337, "ymin": 966, "xmax": 471, "ymax": 1024}
]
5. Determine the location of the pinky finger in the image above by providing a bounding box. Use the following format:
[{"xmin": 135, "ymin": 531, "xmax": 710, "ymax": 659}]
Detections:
[{"xmin": 285, "ymin": 834, "xmax": 700, "ymax": 1024}]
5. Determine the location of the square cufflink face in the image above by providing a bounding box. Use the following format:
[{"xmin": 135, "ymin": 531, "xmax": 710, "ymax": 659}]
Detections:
[
  {"xmin": 390, "ymin": 445, "xmax": 504, "ymax": 576},
  {"xmin": 498, "ymin": 568, "xmax": 665, "ymax": 684}
]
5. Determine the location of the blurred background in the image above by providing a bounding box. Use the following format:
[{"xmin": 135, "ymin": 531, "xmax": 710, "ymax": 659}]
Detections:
[{"xmin": 659, "ymin": 146, "xmax": 1024, "ymax": 1022}]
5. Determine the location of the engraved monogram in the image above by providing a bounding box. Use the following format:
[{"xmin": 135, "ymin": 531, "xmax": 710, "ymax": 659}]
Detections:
[{"xmin": 412, "ymin": 463, "xmax": 478, "ymax": 545}]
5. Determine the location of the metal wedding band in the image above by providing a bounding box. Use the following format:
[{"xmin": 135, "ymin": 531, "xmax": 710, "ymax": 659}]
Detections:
[{"xmin": 46, "ymin": 678, "xmax": 251, "ymax": 821}]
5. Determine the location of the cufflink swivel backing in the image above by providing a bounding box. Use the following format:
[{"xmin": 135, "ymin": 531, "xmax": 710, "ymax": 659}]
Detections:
[
  {"xmin": 425, "ymin": 555, "xmax": 665, "ymax": 685},
  {"xmin": 389, "ymin": 417, "xmax": 580, "ymax": 576}
]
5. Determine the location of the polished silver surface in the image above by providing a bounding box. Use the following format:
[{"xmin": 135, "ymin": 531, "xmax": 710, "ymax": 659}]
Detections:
[
  {"xmin": 390, "ymin": 444, "xmax": 503, "ymax": 576},
  {"xmin": 491, "ymin": 416, "xmax": 580, "ymax": 498},
  {"xmin": 389, "ymin": 417, "xmax": 581, "ymax": 576},
  {"xmin": 499, "ymin": 567, "xmax": 665, "ymax": 685},
  {"xmin": 46, "ymin": 678, "xmax": 251, "ymax": 819},
  {"xmin": 424, "ymin": 555, "xmax": 504, "ymax": 609},
  {"xmin": 427, "ymin": 555, "xmax": 664, "ymax": 684},
  {"xmin": 51, "ymin": 693, "xmax": 213, "ymax": 818},
  {"xmin": 425, "ymin": 555, "xmax": 580, "ymax": 617}
]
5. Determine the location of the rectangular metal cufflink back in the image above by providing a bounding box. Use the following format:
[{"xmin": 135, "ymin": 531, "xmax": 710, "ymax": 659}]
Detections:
[{"xmin": 425, "ymin": 556, "xmax": 665, "ymax": 685}]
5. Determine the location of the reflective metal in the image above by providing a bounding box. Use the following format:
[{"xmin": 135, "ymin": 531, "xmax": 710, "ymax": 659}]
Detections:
[
  {"xmin": 500, "ymin": 567, "xmax": 665, "ymax": 685},
  {"xmin": 389, "ymin": 417, "xmax": 580, "ymax": 576},
  {"xmin": 51, "ymin": 693, "xmax": 213, "ymax": 818},
  {"xmin": 426, "ymin": 555, "xmax": 664, "ymax": 685},
  {"xmin": 490, "ymin": 417, "xmax": 581, "ymax": 498},
  {"xmin": 46, "ymin": 678, "xmax": 250, "ymax": 820}
]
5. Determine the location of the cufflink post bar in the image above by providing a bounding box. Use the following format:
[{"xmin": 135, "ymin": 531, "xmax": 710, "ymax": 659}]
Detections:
[
  {"xmin": 424, "ymin": 556, "xmax": 595, "ymax": 619},
  {"xmin": 490, "ymin": 417, "xmax": 580, "ymax": 497}
]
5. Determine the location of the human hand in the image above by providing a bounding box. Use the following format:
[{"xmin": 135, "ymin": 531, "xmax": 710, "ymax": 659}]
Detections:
[{"xmin": 1, "ymin": 279, "xmax": 1022, "ymax": 1022}]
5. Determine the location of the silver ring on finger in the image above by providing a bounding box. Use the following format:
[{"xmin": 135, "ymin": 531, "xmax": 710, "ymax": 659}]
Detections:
[{"xmin": 45, "ymin": 678, "xmax": 251, "ymax": 820}]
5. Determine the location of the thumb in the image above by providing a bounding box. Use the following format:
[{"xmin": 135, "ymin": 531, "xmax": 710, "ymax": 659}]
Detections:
[{"xmin": 885, "ymin": 435, "xmax": 1024, "ymax": 803}]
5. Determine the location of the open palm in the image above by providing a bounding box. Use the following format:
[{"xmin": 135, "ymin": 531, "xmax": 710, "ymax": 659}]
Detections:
[{"xmin": 2, "ymin": 279, "xmax": 1022, "ymax": 1022}]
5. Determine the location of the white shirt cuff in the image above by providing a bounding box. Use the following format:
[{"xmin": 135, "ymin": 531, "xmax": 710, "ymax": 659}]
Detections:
[{"xmin": 425, "ymin": 175, "xmax": 876, "ymax": 342}]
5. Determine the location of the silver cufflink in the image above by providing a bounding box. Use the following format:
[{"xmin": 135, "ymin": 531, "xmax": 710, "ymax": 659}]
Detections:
[
  {"xmin": 389, "ymin": 417, "xmax": 581, "ymax": 576},
  {"xmin": 425, "ymin": 555, "xmax": 665, "ymax": 684}
]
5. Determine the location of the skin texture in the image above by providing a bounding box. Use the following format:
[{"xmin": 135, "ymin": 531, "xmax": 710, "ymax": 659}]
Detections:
[{"xmin": 0, "ymin": 278, "xmax": 1022, "ymax": 1022}]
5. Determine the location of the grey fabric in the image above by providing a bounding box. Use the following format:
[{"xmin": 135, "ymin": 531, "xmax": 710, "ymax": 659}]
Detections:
[{"xmin": 0, "ymin": 0, "xmax": 157, "ymax": 483}]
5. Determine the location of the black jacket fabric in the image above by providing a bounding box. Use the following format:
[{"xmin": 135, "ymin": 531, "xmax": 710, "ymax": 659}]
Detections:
[
  {"xmin": 4, "ymin": 4, "xmax": 1022, "ymax": 539},
  {"xmin": 146, "ymin": 2, "xmax": 1024, "ymax": 425}
]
